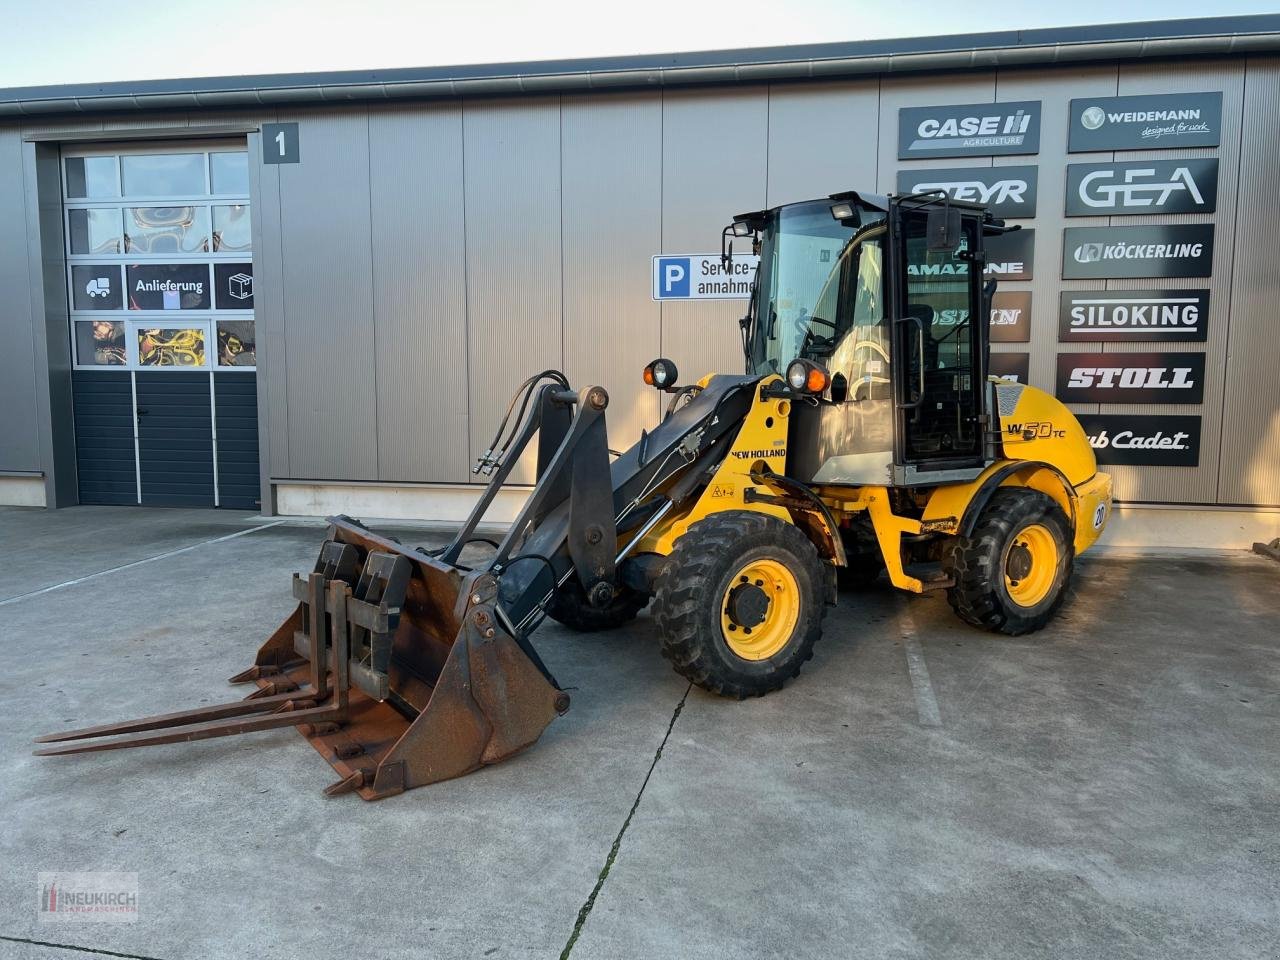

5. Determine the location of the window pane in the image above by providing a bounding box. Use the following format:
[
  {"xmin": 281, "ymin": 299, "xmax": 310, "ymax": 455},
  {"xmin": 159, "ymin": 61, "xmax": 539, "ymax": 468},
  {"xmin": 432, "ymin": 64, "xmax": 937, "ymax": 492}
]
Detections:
[
  {"xmin": 68, "ymin": 208, "xmax": 124, "ymax": 254},
  {"xmin": 75, "ymin": 320, "xmax": 127, "ymax": 365},
  {"xmin": 212, "ymin": 204, "xmax": 251, "ymax": 252},
  {"xmin": 124, "ymin": 206, "xmax": 211, "ymax": 254},
  {"xmin": 138, "ymin": 327, "xmax": 206, "ymax": 367},
  {"xmin": 70, "ymin": 264, "xmax": 123, "ymax": 311},
  {"xmin": 120, "ymin": 154, "xmax": 205, "ymax": 196},
  {"xmin": 216, "ymin": 320, "xmax": 256, "ymax": 367},
  {"xmin": 126, "ymin": 263, "xmax": 211, "ymax": 310},
  {"xmin": 65, "ymin": 157, "xmax": 119, "ymax": 199},
  {"xmin": 210, "ymin": 152, "xmax": 249, "ymax": 195}
]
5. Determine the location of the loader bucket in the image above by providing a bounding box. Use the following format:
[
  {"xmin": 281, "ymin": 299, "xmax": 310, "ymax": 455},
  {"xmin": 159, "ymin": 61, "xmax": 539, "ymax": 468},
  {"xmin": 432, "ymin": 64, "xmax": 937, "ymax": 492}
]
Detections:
[{"xmin": 35, "ymin": 516, "xmax": 569, "ymax": 801}]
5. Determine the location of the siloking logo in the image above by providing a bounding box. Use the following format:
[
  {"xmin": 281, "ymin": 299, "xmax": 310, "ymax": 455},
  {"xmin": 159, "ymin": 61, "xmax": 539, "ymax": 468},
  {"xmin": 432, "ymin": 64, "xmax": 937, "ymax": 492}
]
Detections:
[
  {"xmin": 1078, "ymin": 414, "xmax": 1201, "ymax": 467},
  {"xmin": 1058, "ymin": 289, "xmax": 1210, "ymax": 343},
  {"xmin": 896, "ymin": 165, "xmax": 1038, "ymax": 218},
  {"xmin": 898, "ymin": 100, "xmax": 1041, "ymax": 159},
  {"xmin": 1062, "ymin": 224, "xmax": 1214, "ymax": 280},
  {"xmin": 1065, "ymin": 159, "xmax": 1218, "ymax": 215},
  {"xmin": 1068, "ymin": 92, "xmax": 1222, "ymax": 151},
  {"xmin": 1055, "ymin": 352, "xmax": 1206, "ymax": 404}
]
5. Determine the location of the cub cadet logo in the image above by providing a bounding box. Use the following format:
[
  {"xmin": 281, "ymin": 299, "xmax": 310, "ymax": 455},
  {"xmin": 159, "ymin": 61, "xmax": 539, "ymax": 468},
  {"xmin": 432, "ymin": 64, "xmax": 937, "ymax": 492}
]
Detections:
[
  {"xmin": 1078, "ymin": 166, "xmax": 1204, "ymax": 210},
  {"xmin": 1089, "ymin": 427, "xmax": 1194, "ymax": 452},
  {"xmin": 908, "ymin": 176, "xmax": 1028, "ymax": 207},
  {"xmin": 1073, "ymin": 241, "xmax": 1203, "ymax": 264},
  {"xmin": 1005, "ymin": 421, "xmax": 1066, "ymax": 440},
  {"xmin": 731, "ymin": 449, "xmax": 783, "ymax": 460},
  {"xmin": 1067, "ymin": 366, "xmax": 1196, "ymax": 390}
]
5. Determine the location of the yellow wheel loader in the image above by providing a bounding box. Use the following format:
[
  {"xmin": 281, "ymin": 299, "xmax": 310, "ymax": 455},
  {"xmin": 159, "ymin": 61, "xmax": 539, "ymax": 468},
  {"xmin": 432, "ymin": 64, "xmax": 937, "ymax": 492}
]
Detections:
[{"xmin": 38, "ymin": 191, "xmax": 1111, "ymax": 799}]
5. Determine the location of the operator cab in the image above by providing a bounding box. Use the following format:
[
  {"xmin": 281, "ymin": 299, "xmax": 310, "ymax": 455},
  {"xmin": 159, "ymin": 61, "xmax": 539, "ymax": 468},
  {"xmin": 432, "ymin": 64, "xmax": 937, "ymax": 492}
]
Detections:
[{"xmin": 732, "ymin": 191, "xmax": 1004, "ymax": 487}]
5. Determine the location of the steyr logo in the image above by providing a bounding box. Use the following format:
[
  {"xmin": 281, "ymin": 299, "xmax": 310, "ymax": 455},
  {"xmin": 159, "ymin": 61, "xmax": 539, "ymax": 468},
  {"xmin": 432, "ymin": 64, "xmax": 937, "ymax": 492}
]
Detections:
[{"xmin": 897, "ymin": 165, "xmax": 1038, "ymax": 218}]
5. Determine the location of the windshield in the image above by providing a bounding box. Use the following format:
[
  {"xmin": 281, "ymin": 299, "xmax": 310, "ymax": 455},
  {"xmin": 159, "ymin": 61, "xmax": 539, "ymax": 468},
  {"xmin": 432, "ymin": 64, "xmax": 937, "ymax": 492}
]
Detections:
[{"xmin": 748, "ymin": 200, "xmax": 884, "ymax": 375}]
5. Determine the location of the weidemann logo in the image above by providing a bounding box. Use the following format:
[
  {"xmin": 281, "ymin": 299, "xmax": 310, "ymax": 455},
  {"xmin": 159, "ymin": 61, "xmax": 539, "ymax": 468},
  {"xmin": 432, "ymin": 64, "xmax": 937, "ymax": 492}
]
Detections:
[{"xmin": 1069, "ymin": 92, "xmax": 1222, "ymax": 151}]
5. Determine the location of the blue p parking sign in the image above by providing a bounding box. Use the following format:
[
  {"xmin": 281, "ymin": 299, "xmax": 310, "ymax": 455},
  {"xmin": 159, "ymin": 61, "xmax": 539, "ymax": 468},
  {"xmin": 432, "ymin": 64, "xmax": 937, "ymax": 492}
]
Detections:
[
  {"xmin": 651, "ymin": 254, "xmax": 758, "ymax": 300},
  {"xmin": 656, "ymin": 257, "xmax": 690, "ymax": 298}
]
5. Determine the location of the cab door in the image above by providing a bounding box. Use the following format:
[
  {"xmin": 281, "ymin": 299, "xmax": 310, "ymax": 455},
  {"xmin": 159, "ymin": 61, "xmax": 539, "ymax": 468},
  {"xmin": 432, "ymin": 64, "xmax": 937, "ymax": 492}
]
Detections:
[{"xmin": 891, "ymin": 204, "xmax": 987, "ymax": 480}]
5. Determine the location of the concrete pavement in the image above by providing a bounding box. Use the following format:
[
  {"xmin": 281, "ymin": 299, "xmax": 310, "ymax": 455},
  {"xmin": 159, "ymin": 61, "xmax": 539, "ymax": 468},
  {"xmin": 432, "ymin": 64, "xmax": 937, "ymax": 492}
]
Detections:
[{"xmin": 0, "ymin": 506, "xmax": 1276, "ymax": 960}]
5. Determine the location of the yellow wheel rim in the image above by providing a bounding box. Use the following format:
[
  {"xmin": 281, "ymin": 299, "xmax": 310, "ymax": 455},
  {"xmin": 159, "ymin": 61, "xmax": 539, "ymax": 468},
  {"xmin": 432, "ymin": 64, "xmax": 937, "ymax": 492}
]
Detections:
[
  {"xmin": 1003, "ymin": 523, "xmax": 1058, "ymax": 607},
  {"xmin": 720, "ymin": 558, "xmax": 801, "ymax": 661}
]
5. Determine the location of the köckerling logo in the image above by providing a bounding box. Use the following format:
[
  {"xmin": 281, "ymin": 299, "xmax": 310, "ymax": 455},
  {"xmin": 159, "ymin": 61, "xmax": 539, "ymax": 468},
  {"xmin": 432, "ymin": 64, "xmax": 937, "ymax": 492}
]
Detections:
[
  {"xmin": 1081, "ymin": 106, "xmax": 1106, "ymax": 130},
  {"xmin": 1073, "ymin": 241, "xmax": 1204, "ymax": 264}
]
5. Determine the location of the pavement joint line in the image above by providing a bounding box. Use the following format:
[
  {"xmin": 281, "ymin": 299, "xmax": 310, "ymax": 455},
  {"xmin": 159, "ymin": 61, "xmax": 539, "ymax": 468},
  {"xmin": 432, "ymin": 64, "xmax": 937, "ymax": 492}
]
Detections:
[
  {"xmin": 559, "ymin": 684, "xmax": 691, "ymax": 959},
  {"xmin": 0, "ymin": 520, "xmax": 289, "ymax": 608},
  {"xmin": 0, "ymin": 934, "xmax": 171, "ymax": 960},
  {"xmin": 903, "ymin": 632, "xmax": 943, "ymax": 728}
]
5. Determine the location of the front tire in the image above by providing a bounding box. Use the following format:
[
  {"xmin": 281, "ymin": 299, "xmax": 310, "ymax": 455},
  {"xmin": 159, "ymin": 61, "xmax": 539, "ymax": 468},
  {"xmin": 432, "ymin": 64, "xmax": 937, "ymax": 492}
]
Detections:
[
  {"xmin": 944, "ymin": 488, "xmax": 1073, "ymax": 635},
  {"xmin": 652, "ymin": 512, "xmax": 827, "ymax": 698},
  {"xmin": 545, "ymin": 580, "xmax": 648, "ymax": 632}
]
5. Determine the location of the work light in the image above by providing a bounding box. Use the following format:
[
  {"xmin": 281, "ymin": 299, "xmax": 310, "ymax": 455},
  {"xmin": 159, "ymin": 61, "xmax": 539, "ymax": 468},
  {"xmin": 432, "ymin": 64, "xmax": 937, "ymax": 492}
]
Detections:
[
  {"xmin": 731, "ymin": 219, "xmax": 753, "ymax": 237},
  {"xmin": 830, "ymin": 201, "xmax": 855, "ymax": 221},
  {"xmin": 786, "ymin": 359, "xmax": 829, "ymax": 395},
  {"xmin": 643, "ymin": 358, "xmax": 679, "ymax": 391}
]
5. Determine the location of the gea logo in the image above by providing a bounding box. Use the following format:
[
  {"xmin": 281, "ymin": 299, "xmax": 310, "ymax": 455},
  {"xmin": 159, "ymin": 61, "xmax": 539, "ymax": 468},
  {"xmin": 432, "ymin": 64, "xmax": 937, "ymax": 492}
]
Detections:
[
  {"xmin": 1079, "ymin": 167, "xmax": 1203, "ymax": 209},
  {"xmin": 1066, "ymin": 160, "xmax": 1218, "ymax": 215},
  {"xmin": 1066, "ymin": 367, "xmax": 1196, "ymax": 390}
]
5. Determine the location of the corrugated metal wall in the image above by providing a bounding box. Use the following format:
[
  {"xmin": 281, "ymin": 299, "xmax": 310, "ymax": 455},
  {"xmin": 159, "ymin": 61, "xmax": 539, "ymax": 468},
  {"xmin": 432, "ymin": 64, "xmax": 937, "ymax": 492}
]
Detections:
[{"xmin": 2, "ymin": 54, "xmax": 1278, "ymax": 508}]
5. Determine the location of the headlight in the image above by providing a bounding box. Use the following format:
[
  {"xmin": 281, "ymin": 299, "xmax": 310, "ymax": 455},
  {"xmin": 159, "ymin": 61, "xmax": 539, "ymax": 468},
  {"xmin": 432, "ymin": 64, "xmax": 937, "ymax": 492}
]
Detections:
[
  {"xmin": 643, "ymin": 358, "xmax": 679, "ymax": 390},
  {"xmin": 785, "ymin": 359, "xmax": 830, "ymax": 395}
]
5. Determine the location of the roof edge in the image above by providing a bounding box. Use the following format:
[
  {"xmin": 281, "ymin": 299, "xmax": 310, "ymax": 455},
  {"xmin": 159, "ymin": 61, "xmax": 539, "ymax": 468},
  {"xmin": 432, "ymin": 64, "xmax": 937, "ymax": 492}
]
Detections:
[{"xmin": 3, "ymin": 14, "xmax": 1279, "ymax": 118}]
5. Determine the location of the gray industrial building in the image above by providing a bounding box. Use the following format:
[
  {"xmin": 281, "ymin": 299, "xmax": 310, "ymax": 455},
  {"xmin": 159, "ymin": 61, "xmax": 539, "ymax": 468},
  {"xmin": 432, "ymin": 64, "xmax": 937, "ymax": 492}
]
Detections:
[{"xmin": 1, "ymin": 15, "xmax": 1278, "ymax": 545}]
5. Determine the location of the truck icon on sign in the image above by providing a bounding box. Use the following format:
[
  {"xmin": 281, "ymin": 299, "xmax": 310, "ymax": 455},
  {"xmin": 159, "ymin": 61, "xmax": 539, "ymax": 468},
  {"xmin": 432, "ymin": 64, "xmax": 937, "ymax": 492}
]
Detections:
[{"xmin": 85, "ymin": 276, "xmax": 112, "ymax": 298}]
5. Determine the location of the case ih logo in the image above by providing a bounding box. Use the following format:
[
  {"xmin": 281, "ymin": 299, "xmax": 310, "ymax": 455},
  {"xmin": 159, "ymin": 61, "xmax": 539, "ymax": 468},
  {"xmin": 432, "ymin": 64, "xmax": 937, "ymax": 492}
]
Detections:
[
  {"xmin": 1058, "ymin": 289, "xmax": 1209, "ymax": 343},
  {"xmin": 898, "ymin": 101, "xmax": 1041, "ymax": 159},
  {"xmin": 896, "ymin": 165, "xmax": 1038, "ymax": 218},
  {"xmin": 1066, "ymin": 159, "xmax": 1218, "ymax": 215},
  {"xmin": 1078, "ymin": 414, "xmax": 1201, "ymax": 467},
  {"xmin": 1055, "ymin": 353, "xmax": 1206, "ymax": 404},
  {"xmin": 1069, "ymin": 92, "xmax": 1222, "ymax": 151},
  {"xmin": 1062, "ymin": 225, "xmax": 1213, "ymax": 280}
]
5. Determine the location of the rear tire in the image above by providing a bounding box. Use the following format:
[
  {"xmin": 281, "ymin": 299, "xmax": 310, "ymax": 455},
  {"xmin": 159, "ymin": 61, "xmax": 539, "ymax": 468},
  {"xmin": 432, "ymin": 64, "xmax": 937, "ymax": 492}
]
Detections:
[
  {"xmin": 944, "ymin": 488, "xmax": 1073, "ymax": 636},
  {"xmin": 652, "ymin": 511, "xmax": 827, "ymax": 698},
  {"xmin": 545, "ymin": 580, "xmax": 648, "ymax": 632}
]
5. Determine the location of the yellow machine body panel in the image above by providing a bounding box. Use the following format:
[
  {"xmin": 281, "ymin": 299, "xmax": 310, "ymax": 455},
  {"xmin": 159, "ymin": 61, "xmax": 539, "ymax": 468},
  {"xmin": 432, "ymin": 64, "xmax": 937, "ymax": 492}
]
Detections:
[{"xmin": 636, "ymin": 376, "xmax": 793, "ymax": 556}]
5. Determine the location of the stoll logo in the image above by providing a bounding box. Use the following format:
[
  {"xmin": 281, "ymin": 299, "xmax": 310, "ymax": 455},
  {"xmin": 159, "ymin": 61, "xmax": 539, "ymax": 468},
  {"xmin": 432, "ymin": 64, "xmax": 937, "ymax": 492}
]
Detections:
[
  {"xmin": 1065, "ymin": 159, "xmax": 1218, "ymax": 215},
  {"xmin": 1062, "ymin": 225, "xmax": 1214, "ymax": 279},
  {"xmin": 1055, "ymin": 352, "xmax": 1206, "ymax": 404},
  {"xmin": 1077, "ymin": 414, "xmax": 1202, "ymax": 467},
  {"xmin": 898, "ymin": 101, "xmax": 1041, "ymax": 159}
]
